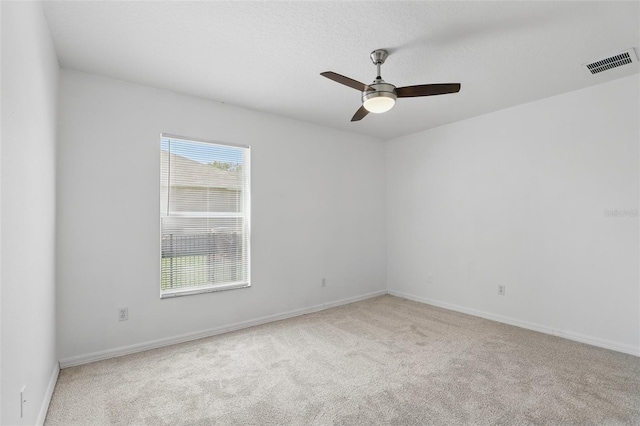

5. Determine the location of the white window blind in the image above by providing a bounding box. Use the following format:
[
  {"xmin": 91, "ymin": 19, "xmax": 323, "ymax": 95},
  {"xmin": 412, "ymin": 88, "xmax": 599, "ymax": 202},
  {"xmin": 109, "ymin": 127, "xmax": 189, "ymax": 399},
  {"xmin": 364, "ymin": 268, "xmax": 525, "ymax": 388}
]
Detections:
[{"xmin": 160, "ymin": 134, "xmax": 250, "ymax": 298}]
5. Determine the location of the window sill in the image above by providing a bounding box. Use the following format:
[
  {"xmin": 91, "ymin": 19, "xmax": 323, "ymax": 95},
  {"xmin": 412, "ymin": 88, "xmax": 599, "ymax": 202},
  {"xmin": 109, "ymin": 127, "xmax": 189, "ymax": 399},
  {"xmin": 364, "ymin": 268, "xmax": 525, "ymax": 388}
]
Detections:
[{"xmin": 160, "ymin": 282, "xmax": 250, "ymax": 299}]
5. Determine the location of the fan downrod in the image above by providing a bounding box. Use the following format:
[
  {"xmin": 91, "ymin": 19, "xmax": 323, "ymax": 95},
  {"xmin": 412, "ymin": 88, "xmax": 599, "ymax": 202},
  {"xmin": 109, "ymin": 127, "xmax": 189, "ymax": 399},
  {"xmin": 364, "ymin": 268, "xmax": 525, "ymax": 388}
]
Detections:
[{"xmin": 370, "ymin": 49, "xmax": 388, "ymax": 79}]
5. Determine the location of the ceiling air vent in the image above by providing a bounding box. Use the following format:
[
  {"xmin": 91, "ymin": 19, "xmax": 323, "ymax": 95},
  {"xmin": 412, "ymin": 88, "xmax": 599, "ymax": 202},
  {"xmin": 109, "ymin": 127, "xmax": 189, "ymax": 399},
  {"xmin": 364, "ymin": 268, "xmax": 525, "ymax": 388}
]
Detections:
[{"xmin": 584, "ymin": 48, "xmax": 637, "ymax": 74}]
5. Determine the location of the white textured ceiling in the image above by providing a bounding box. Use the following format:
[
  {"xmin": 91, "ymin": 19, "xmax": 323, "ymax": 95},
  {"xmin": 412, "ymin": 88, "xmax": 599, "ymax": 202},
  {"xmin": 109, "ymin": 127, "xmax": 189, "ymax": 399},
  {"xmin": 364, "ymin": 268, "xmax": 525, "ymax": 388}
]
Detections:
[{"xmin": 43, "ymin": 1, "xmax": 639, "ymax": 141}]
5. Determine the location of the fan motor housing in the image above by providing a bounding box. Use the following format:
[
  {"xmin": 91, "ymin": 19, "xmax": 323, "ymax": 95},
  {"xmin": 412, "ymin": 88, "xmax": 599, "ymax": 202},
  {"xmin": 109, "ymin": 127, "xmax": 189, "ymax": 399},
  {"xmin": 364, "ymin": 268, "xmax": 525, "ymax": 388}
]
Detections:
[{"xmin": 362, "ymin": 81, "xmax": 397, "ymax": 102}]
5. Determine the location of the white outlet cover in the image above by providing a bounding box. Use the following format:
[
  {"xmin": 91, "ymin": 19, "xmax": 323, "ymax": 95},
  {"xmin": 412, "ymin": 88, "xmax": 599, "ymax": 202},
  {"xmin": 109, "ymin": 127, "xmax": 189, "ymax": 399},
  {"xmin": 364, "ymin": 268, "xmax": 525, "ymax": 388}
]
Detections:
[{"xmin": 118, "ymin": 308, "xmax": 128, "ymax": 321}]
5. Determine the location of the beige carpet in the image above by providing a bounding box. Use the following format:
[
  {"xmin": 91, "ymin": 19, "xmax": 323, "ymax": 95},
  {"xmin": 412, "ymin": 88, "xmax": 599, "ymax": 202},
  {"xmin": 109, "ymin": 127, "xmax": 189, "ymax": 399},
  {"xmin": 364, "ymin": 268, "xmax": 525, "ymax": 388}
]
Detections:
[{"xmin": 45, "ymin": 295, "xmax": 640, "ymax": 425}]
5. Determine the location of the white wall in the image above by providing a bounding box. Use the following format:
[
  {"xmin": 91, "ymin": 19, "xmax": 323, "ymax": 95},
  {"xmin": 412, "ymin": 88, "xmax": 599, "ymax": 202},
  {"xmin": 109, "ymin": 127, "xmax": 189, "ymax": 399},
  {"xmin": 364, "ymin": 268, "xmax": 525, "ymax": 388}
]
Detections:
[
  {"xmin": 387, "ymin": 74, "xmax": 639, "ymax": 355},
  {"xmin": 0, "ymin": 2, "xmax": 3, "ymax": 420},
  {"xmin": 0, "ymin": 1, "xmax": 3, "ymax": 420},
  {"xmin": 56, "ymin": 70, "xmax": 386, "ymax": 363},
  {"xmin": 1, "ymin": 2, "xmax": 59, "ymax": 425}
]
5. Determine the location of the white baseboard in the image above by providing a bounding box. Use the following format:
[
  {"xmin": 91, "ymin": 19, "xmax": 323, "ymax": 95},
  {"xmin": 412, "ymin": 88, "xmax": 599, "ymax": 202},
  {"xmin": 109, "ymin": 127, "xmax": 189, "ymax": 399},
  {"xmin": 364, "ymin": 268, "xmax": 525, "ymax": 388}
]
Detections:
[
  {"xmin": 37, "ymin": 362, "xmax": 60, "ymax": 426},
  {"xmin": 388, "ymin": 289, "xmax": 640, "ymax": 357},
  {"xmin": 59, "ymin": 289, "xmax": 388, "ymax": 368}
]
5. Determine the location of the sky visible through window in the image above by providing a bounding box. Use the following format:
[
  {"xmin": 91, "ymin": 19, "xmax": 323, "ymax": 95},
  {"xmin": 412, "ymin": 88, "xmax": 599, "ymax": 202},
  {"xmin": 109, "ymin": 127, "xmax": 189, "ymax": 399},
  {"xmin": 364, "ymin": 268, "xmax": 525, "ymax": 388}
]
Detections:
[{"xmin": 161, "ymin": 137, "xmax": 243, "ymax": 165}]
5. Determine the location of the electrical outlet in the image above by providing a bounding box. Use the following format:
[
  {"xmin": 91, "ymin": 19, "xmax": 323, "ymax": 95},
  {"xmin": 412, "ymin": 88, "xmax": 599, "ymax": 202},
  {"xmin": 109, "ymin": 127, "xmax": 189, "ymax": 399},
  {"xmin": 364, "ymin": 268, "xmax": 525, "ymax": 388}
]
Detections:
[
  {"xmin": 498, "ymin": 285, "xmax": 505, "ymax": 296},
  {"xmin": 118, "ymin": 307, "xmax": 128, "ymax": 321},
  {"xmin": 321, "ymin": 278, "xmax": 326, "ymax": 287},
  {"xmin": 20, "ymin": 386, "xmax": 26, "ymax": 418}
]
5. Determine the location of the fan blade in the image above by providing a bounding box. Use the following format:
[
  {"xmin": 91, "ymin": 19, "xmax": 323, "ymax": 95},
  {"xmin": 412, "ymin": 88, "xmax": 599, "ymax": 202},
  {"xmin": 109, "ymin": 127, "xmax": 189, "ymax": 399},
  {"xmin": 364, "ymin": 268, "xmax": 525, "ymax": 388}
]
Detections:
[
  {"xmin": 321, "ymin": 71, "xmax": 374, "ymax": 92},
  {"xmin": 351, "ymin": 105, "xmax": 369, "ymax": 122},
  {"xmin": 396, "ymin": 83, "xmax": 461, "ymax": 98}
]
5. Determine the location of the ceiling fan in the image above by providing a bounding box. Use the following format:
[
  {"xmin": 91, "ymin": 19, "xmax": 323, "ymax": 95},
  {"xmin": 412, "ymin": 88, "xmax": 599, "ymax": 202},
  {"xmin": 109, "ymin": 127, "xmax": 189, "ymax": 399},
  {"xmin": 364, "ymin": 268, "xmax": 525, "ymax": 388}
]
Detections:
[{"xmin": 321, "ymin": 49, "xmax": 461, "ymax": 122}]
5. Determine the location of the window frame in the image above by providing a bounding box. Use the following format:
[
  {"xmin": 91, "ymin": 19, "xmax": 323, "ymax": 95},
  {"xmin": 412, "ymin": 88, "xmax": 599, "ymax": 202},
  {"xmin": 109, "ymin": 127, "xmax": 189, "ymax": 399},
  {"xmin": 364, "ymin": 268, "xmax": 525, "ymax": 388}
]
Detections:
[{"xmin": 159, "ymin": 133, "xmax": 251, "ymax": 299}]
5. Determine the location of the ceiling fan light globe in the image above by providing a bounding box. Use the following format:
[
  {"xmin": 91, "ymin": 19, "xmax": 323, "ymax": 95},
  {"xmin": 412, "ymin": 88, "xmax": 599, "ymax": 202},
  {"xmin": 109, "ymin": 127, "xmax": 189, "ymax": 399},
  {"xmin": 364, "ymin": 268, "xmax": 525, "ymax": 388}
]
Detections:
[
  {"xmin": 362, "ymin": 84, "xmax": 397, "ymax": 113},
  {"xmin": 363, "ymin": 96, "xmax": 396, "ymax": 113}
]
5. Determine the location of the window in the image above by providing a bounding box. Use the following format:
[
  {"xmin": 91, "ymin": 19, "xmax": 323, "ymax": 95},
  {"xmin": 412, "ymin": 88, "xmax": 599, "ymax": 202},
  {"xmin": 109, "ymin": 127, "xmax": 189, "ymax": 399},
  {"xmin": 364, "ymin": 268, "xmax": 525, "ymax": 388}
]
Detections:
[{"xmin": 160, "ymin": 134, "xmax": 250, "ymax": 298}]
